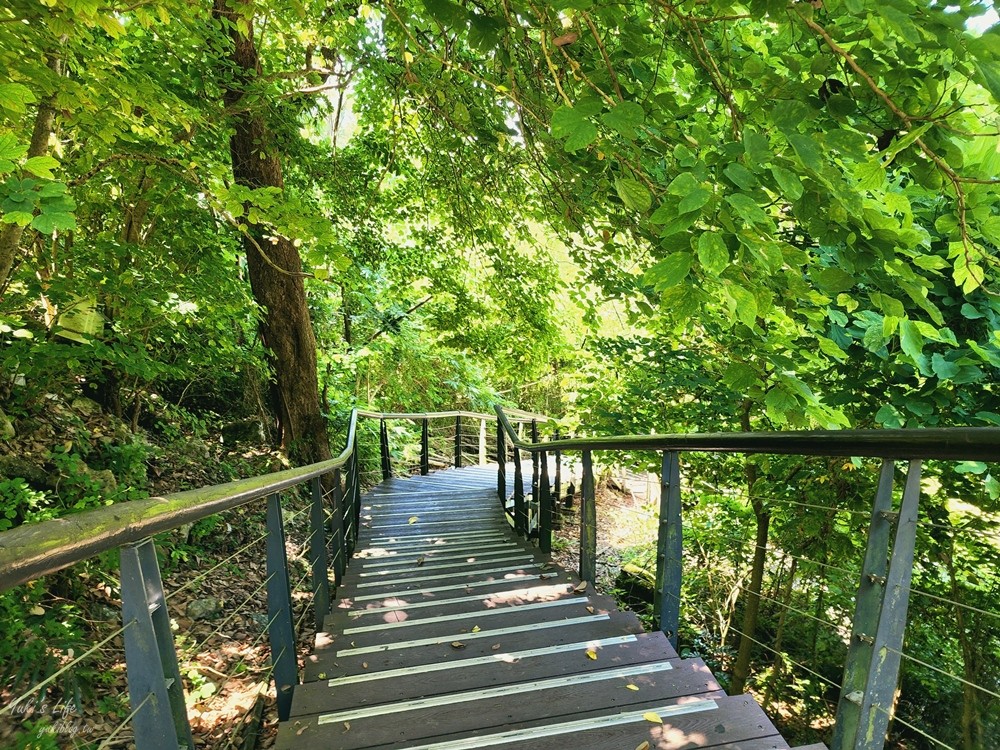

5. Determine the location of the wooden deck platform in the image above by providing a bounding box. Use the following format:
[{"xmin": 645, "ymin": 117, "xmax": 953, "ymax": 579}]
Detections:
[{"xmin": 276, "ymin": 465, "xmax": 797, "ymax": 750}]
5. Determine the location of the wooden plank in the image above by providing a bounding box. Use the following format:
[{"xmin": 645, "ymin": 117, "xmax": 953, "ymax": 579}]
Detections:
[
  {"xmin": 303, "ymin": 610, "xmax": 643, "ymax": 680},
  {"xmin": 279, "ymin": 660, "xmax": 728, "ymax": 749},
  {"xmin": 292, "ymin": 631, "xmax": 678, "ymax": 715},
  {"xmin": 790, "ymin": 744, "xmax": 829, "ymax": 750},
  {"xmin": 328, "ymin": 695, "xmax": 787, "ymax": 750}
]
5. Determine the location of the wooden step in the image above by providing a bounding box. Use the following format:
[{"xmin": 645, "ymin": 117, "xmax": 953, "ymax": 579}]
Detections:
[
  {"xmin": 279, "ymin": 657, "xmax": 726, "ymax": 749},
  {"xmin": 303, "ymin": 609, "xmax": 644, "ymax": 680}
]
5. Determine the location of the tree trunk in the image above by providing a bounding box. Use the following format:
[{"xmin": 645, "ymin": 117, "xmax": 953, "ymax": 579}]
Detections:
[
  {"xmin": 0, "ymin": 54, "xmax": 61, "ymax": 293},
  {"xmin": 212, "ymin": 0, "xmax": 330, "ymax": 465},
  {"xmin": 730, "ymin": 400, "xmax": 768, "ymax": 695}
]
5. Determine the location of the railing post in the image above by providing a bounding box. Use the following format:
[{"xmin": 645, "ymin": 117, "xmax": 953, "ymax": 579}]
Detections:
[
  {"xmin": 352, "ymin": 448, "xmax": 362, "ymax": 549},
  {"xmin": 420, "ymin": 418, "xmax": 429, "ymax": 475},
  {"xmin": 539, "ymin": 448, "xmax": 552, "ymax": 553},
  {"xmin": 479, "ymin": 419, "xmax": 487, "ymax": 465},
  {"xmin": 266, "ymin": 493, "xmax": 298, "ymax": 721},
  {"xmin": 379, "ymin": 419, "xmax": 391, "ymax": 480},
  {"xmin": 832, "ymin": 460, "xmax": 921, "ymax": 750},
  {"xmin": 310, "ymin": 476, "xmax": 331, "ymax": 631},
  {"xmin": 579, "ymin": 450, "xmax": 597, "ymax": 584},
  {"xmin": 330, "ymin": 467, "xmax": 346, "ymax": 584},
  {"xmin": 553, "ymin": 428, "xmax": 561, "ymax": 506},
  {"xmin": 120, "ymin": 539, "xmax": 194, "ymax": 750},
  {"xmin": 497, "ymin": 420, "xmax": 506, "ymax": 505},
  {"xmin": 344, "ymin": 448, "xmax": 359, "ymax": 556},
  {"xmin": 513, "ymin": 443, "xmax": 527, "ymax": 535},
  {"xmin": 530, "ymin": 420, "xmax": 539, "ymax": 528},
  {"xmin": 454, "ymin": 415, "xmax": 462, "ymax": 468},
  {"xmin": 654, "ymin": 451, "xmax": 682, "ymax": 650}
]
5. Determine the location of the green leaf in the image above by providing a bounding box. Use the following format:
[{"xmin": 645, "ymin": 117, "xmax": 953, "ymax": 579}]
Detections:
[
  {"xmin": 23, "ymin": 156, "xmax": 59, "ymax": 179},
  {"xmin": 697, "ymin": 232, "xmax": 729, "ymax": 276},
  {"xmin": 0, "ymin": 133, "xmax": 28, "ymax": 162},
  {"xmin": 677, "ymin": 187, "xmax": 710, "ymax": 214},
  {"xmin": 876, "ymin": 404, "xmax": 904, "ymax": 428},
  {"xmin": 723, "ymin": 163, "xmax": 756, "ymax": 190},
  {"xmin": 0, "ymin": 83, "xmax": 36, "ymax": 114},
  {"xmin": 615, "ymin": 178, "xmax": 651, "ymax": 212},
  {"xmin": 787, "ymin": 134, "xmax": 823, "ymax": 172},
  {"xmin": 854, "ymin": 159, "xmax": 886, "ymax": 191},
  {"xmin": 601, "ymin": 102, "xmax": 645, "ymax": 140},
  {"xmin": 729, "ymin": 284, "xmax": 758, "ymax": 328},
  {"xmin": 899, "ymin": 319, "xmax": 924, "ymax": 361},
  {"xmin": 954, "ymin": 461, "xmax": 988, "ymax": 475},
  {"xmin": 813, "ymin": 267, "xmax": 856, "ymax": 294},
  {"xmin": 550, "ymin": 106, "xmax": 598, "ymax": 152},
  {"xmin": 931, "ymin": 353, "xmax": 960, "ymax": 380},
  {"xmin": 770, "ymin": 166, "xmax": 803, "ymax": 200},
  {"xmin": 818, "ymin": 337, "xmax": 848, "ymax": 361},
  {"xmin": 1, "ymin": 211, "xmax": 33, "ymax": 226},
  {"xmin": 30, "ymin": 211, "xmax": 75, "ymax": 233},
  {"xmin": 722, "ymin": 362, "xmax": 758, "ymax": 391},
  {"xmin": 725, "ymin": 194, "xmax": 769, "ymax": 226},
  {"xmin": 975, "ymin": 61, "xmax": 1000, "ymax": 104},
  {"xmin": 667, "ymin": 172, "xmax": 699, "ymax": 196},
  {"xmin": 646, "ymin": 252, "xmax": 693, "ymax": 289}
]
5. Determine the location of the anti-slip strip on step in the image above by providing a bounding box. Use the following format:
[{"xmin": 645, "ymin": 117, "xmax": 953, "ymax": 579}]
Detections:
[
  {"xmin": 369, "ymin": 518, "xmax": 503, "ymax": 530},
  {"xmin": 355, "ymin": 564, "xmax": 540, "ymax": 589},
  {"xmin": 351, "ymin": 573, "xmax": 557, "ymax": 602},
  {"xmin": 358, "ymin": 544, "xmax": 520, "ymax": 568},
  {"xmin": 345, "ymin": 583, "xmax": 576, "ymax": 617},
  {"xmin": 316, "ymin": 659, "xmax": 676, "ymax": 724},
  {"xmin": 327, "ymin": 634, "xmax": 638, "ymax": 686},
  {"xmin": 368, "ymin": 529, "xmax": 510, "ymax": 544},
  {"xmin": 337, "ymin": 614, "xmax": 610, "ymax": 656},
  {"xmin": 358, "ymin": 554, "xmax": 534, "ymax": 578},
  {"xmin": 343, "ymin": 596, "xmax": 589, "ymax": 634},
  {"xmin": 391, "ymin": 699, "xmax": 719, "ymax": 750}
]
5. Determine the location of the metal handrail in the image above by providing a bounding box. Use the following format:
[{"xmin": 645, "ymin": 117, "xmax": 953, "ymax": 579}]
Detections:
[
  {"xmin": 358, "ymin": 408, "xmax": 548, "ymax": 422},
  {"xmin": 0, "ymin": 409, "xmax": 360, "ymax": 592},
  {"xmin": 494, "ymin": 406, "xmax": 1000, "ymax": 461}
]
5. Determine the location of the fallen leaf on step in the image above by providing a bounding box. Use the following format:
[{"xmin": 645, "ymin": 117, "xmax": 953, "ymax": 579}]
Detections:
[
  {"xmin": 296, "ymin": 726, "xmax": 308, "ymax": 735},
  {"xmin": 451, "ymin": 641, "xmax": 466, "ymax": 649},
  {"xmin": 636, "ymin": 742, "xmax": 651, "ymax": 750},
  {"xmin": 586, "ymin": 606, "xmax": 595, "ymax": 613},
  {"xmin": 643, "ymin": 712, "xmax": 663, "ymax": 724},
  {"xmin": 573, "ymin": 581, "xmax": 588, "ymax": 593},
  {"xmin": 408, "ymin": 516, "xmax": 419, "ymax": 524},
  {"xmin": 625, "ymin": 683, "xmax": 639, "ymax": 691},
  {"xmin": 344, "ymin": 722, "xmax": 350, "ymax": 731},
  {"xmin": 362, "ymin": 662, "xmax": 368, "ymax": 669},
  {"xmin": 471, "ymin": 625, "xmax": 481, "ymax": 633},
  {"xmin": 317, "ymin": 672, "xmax": 327, "ymax": 680},
  {"xmin": 585, "ymin": 649, "xmax": 597, "ymax": 660},
  {"xmin": 491, "ymin": 644, "xmax": 501, "ymax": 650},
  {"xmin": 416, "ymin": 555, "xmax": 425, "ymax": 566}
]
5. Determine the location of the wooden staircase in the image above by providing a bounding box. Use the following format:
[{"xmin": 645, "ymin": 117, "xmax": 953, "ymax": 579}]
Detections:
[{"xmin": 276, "ymin": 466, "xmax": 798, "ymax": 750}]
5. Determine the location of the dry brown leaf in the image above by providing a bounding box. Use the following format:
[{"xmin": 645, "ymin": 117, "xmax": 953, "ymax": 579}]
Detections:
[
  {"xmin": 552, "ymin": 31, "xmax": 579, "ymax": 46},
  {"xmin": 573, "ymin": 581, "xmax": 588, "ymax": 593},
  {"xmin": 585, "ymin": 649, "xmax": 597, "ymax": 660},
  {"xmin": 586, "ymin": 606, "xmax": 595, "ymax": 614},
  {"xmin": 451, "ymin": 641, "xmax": 466, "ymax": 649},
  {"xmin": 296, "ymin": 726, "xmax": 308, "ymax": 735},
  {"xmin": 491, "ymin": 643, "xmax": 501, "ymax": 651},
  {"xmin": 642, "ymin": 711, "xmax": 663, "ymax": 724},
  {"xmin": 362, "ymin": 662, "xmax": 368, "ymax": 669},
  {"xmin": 344, "ymin": 722, "xmax": 351, "ymax": 731}
]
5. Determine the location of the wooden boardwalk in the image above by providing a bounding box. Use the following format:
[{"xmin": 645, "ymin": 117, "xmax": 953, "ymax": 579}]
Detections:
[{"xmin": 276, "ymin": 465, "xmax": 797, "ymax": 750}]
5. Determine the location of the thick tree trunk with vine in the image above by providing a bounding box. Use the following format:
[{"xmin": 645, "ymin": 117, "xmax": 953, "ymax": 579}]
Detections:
[
  {"xmin": 0, "ymin": 55, "xmax": 61, "ymax": 294},
  {"xmin": 730, "ymin": 400, "xmax": 768, "ymax": 696},
  {"xmin": 213, "ymin": 0, "xmax": 331, "ymax": 465}
]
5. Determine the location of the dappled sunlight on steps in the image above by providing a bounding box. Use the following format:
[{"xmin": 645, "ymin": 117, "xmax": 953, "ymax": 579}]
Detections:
[{"xmin": 276, "ymin": 465, "xmax": 798, "ymax": 750}]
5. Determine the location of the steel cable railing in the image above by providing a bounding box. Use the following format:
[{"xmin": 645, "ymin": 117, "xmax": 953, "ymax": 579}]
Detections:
[{"xmin": 491, "ymin": 406, "xmax": 1000, "ymax": 750}]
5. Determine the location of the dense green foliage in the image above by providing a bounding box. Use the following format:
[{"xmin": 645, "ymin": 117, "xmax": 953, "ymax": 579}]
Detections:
[{"xmin": 1, "ymin": 0, "xmax": 999, "ymax": 747}]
